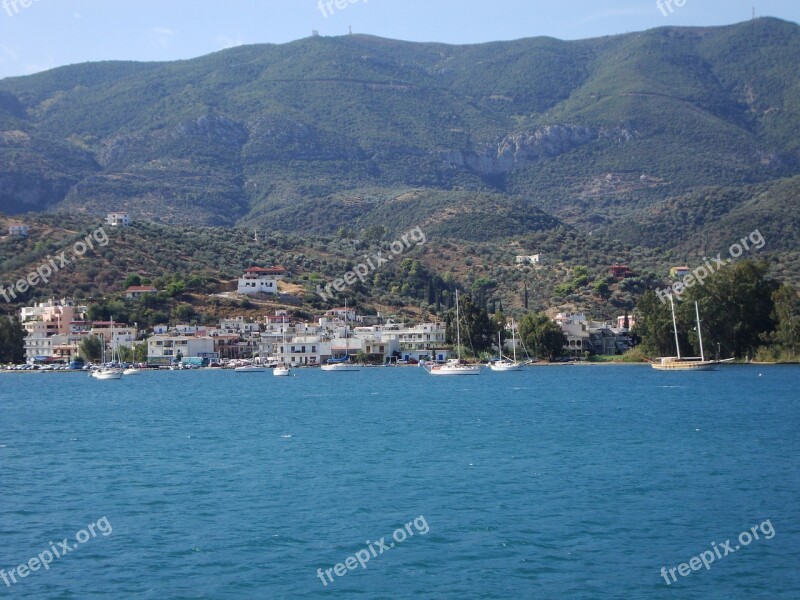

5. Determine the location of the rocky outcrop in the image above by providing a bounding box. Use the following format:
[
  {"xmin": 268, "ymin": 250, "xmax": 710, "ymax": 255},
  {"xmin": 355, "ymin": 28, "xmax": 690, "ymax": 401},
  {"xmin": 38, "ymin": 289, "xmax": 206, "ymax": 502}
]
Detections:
[{"xmin": 441, "ymin": 124, "xmax": 635, "ymax": 175}]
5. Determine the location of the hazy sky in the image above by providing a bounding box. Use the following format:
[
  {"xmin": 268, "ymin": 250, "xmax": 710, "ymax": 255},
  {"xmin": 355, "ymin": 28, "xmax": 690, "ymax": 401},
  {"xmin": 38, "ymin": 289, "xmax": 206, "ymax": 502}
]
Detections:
[{"xmin": 1, "ymin": 0, "xmax": 798, "ymax": 80}]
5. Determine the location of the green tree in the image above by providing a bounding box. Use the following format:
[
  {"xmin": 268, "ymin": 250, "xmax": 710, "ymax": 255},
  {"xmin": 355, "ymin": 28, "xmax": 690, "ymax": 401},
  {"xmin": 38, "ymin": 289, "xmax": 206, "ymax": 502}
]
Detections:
[
  {"xmin": 444, "ymin": 294, "xmax": 496, "ymax": 355},
  {"xmin": 518, "ymin": 312, "xmax": 567, "ymax": 361},
  {"xmin": 79, "ymin": 336, "xmax": 103, "ymax": 362},
  {"xmin": 492, "ymin": 311, "xmax": 508, "ymax": 350},
  {"xmin": 635, "ymin": 261, "xmax": 782, "ymax": 359},
  {"xmin": 124, "ymin": 274, "xmax": 142, "ymax": 288},
  {"xmin": 633, "ymin": 290, "xmax": 677, "ymax": 356},
  {"xmin": 0, "ymin": 316, "xmax": 25, "ymax": 363},
  {"xmin": 572, "ymin": 266, "xmax": 590, "ymax": 287},
  {"xmin": 362, "ymin": 225, "xmax": 387, "ymax": 242},
  {"xmin": 765, "ymin": 284, "xmax": 800, "ymax": 355},
  {"xmin": 118, "ymin": 343, "xmax": 148, "ymax": 363},
  {"xmin": 593, "ymin": 278, "xmax": 612, "ymax": 300},
  {"xmin": 118, "ymin": 345, "xmax": 133, "ymax": 363},
  {"xmin": 681, "ymin": 261, "xmax": 779, "ymax": 358}
]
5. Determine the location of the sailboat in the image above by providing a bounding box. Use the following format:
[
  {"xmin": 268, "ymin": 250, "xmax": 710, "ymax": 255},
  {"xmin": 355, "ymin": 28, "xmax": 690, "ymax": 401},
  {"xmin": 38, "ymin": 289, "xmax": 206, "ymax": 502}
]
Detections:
[
  {"xmin": 92, "ymin": 319, "xmax": 124, "ymax": 380},
  {"xmin": 489, "ymin": 318, "xmax": 523, "ymax": 372},
  {"xmin": 651, "ymin": 296, "xmax": 732, "ymax": 371},
  {"xmin": 427, "ymin": 291, "xmax": 481, "ymax": 376},
  {"xmin": 321, "ymin": 300, "xmax": 360, "ymax": 371},
  {"xmin": 273, "ymin": 316, "xmax": 291, "ymax": 377}
]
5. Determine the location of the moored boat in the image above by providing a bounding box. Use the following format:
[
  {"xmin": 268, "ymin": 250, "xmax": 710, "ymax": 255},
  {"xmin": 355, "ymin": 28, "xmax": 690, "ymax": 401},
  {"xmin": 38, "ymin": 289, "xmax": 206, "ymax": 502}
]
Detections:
[
  {"xmin": 273, "ymin": 316, "xmax": 292, "ymax": 377},
  {"xmin": 234, "ymin": 364, "xmax": 268, "ymax": 373},
  {"xmin": 651, "ymin": 297, "xmax": 732, "ymax": 371},
  {"xmin": 426, "ymin": 291, "xmax": 480, "ymax": 376},
  {"xmin": 322, "ymin": 299, "xmax": 360, "ymax": 372},
  {"xmin": 488, "ymin": 318, "xmax": 523, "ymax": 372}
]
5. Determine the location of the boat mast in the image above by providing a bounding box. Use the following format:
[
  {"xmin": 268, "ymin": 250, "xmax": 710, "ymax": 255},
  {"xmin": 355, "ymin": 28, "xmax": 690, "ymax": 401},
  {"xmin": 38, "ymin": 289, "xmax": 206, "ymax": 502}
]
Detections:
[
  {"xmin": 512, "ymin": 319, "xmax": 517, "ymax": 363},
  {"xmin": 282, "ymin": 315, "xmax": 287, "ymax": 365},
  {"xmin": 669, "ymin": 295, "xmax": 681, "ymax": 360},
  {"xmin": 695, "ymin": 301, "xmax": 705, "ymax": 362},
  {"xmin": 455, "ymin": 290, "xmax": 462, "ymax": 361}
]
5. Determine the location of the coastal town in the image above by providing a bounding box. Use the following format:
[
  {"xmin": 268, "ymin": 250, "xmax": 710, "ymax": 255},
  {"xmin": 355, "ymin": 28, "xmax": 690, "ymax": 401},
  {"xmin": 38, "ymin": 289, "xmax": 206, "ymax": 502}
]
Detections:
[{"xmin": 7, "ymin": 289, "xmax": 637, "ymax": 369}]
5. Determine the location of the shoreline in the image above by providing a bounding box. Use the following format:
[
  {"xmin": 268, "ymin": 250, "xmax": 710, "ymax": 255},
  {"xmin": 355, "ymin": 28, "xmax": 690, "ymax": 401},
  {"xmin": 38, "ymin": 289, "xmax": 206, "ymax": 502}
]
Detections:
[{"xmin": 3, "ymin": 361, "xmax": 798, "ymax": 373}]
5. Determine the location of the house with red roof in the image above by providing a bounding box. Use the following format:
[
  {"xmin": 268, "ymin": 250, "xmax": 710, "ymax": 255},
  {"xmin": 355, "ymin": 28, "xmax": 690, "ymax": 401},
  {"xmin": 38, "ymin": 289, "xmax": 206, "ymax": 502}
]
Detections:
[{"xmin": 125, "ymin": 285, "xmax": 158, "ymax": 299}]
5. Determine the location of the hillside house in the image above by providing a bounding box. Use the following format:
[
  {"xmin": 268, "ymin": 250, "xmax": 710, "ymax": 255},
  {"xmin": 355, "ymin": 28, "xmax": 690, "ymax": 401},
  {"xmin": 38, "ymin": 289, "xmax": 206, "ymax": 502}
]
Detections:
[
  {"xmin": 8, "ymin": 225, "xmax": 29, "ymax": 236},
  {"xmin": 237, "ymin": 267, "xmax": 286, "ymax": 296},
  {"xmin": 106, "ymin": 213, "xmax": 131, "ymax": 227}
]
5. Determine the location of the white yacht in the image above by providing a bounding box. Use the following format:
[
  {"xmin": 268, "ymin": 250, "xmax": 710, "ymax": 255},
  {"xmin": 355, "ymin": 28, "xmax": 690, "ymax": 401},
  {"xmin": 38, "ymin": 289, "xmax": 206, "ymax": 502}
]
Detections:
[
  {"xmin": 92, "ymin": 319, "xmax": 124, "ymax": 380},
  {"xmin": 234, "ymin": 363, "xmax": 267, "ymax": 373},
  {"xmin": 322, "ymin": 300, "xmax": 360, "ymax": 372},
  {"xmin": 489, "ymin": 318, "xmax": 523, "ymax": 372},
  {"xmin": 427, "ymin": 291, "xmax": 480, "ymax": 376},
  {"xmin": 273, "ymin": 316, "xmax": 292, "ymax": 377}
]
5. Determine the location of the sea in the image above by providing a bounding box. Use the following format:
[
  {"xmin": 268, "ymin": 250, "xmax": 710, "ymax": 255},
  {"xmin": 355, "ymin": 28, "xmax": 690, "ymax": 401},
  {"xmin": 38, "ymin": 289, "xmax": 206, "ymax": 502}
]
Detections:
[{"xmin": 1, "ymin": 365, "xmax": 798, "ymax": 599}]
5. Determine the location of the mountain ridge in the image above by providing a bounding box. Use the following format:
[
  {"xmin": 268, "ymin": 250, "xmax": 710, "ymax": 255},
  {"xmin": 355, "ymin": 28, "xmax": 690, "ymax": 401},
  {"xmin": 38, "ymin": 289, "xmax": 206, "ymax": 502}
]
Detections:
[{"xmin": 0, "ymin": 17, "xmax": 798, "ymax": 254}]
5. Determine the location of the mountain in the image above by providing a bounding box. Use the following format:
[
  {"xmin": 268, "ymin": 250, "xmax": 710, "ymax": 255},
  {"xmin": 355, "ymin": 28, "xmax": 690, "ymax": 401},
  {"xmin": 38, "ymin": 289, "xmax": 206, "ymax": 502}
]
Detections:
[{"xmin": 0, "ymin": 18, "xmax": 799, "ymax": 248}]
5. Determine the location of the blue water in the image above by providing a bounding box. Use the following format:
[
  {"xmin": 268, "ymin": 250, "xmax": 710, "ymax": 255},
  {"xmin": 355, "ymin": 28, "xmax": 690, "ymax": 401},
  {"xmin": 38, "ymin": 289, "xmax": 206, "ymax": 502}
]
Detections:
[{"xmin": 1, "ymin": 365, "xmax": 798, "ymax": 599}]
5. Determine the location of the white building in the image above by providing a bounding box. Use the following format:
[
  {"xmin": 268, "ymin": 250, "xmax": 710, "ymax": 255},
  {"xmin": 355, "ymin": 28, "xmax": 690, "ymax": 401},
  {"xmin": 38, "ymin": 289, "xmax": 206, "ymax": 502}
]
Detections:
[
  {"xmin": 20, "ymin": 300, "xmax": 83, "ymax": 362},
  {"xmin": 90, "ymin": 322, "xmax": 138, "ymax": 353},
  {"xmin": 8, "ymin": 225, "xmax": 29, "ymax": 236},
  {"xmin": 515, "ymin": 254, "xmax": 540, "ymax": 265},
  {"xmin": 554, "ymin": 312, "xmax": 633, "ymax": 356},
  {"xmin": 237, "ymin": 267, "xmax": 286, "ymax": 296},
  {"xmin": 174, "ymin": 324, "xmax": 200, "ymax": 336},
  {"xmin": 146, "ymin": 335, "xmax": 217, "ymax": 362},
  {"xmin": 555, "ymin": 314, "xmax": 590, "ymax": 355},
  {"xmin": 106, "ymin": 212, "xmax": 131, "ymax": 227},
  {"xmin": 278, "ymin": 335, "xmax": 331, "ymax": 366},
  {"xmin": 219, "ymin": 316, "xmax": 261, "ymax": 334},
  {"xmin": 324, "ymin": 307, "xmax": 357, "ymax": 322}
]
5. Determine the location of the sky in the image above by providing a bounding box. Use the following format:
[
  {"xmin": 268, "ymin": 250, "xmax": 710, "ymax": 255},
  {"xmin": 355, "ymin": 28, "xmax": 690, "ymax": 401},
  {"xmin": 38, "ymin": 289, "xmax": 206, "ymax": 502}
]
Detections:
[{"xmin": 0, "ymin": 0, "xmax": 799, "ymax": 80}]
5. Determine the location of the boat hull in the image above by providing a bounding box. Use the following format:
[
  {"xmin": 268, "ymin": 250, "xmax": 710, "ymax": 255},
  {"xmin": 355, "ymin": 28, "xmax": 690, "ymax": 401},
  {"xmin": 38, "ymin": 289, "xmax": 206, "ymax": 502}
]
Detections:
[
  {"xmin": 273, "ymin": 367, "xmax": 291, "ymax": 377},
  {"xmin": 92, "ymin": 370, "xmax": 123, "ymax": 380},
  {"xmin": 428, "ymin": 365, "xmax": 481, "ymax": 376},
  {"xmin": 234, "ymin": 367, "xmax": 267, "ymax": 373},
  {"xmin": 488, "ymin": 362, "xmax": 523, "ymax": 372},
  {"xmin": 321, "ymin": 364, "xmax": 360, "ymax": 372},
  {"xmin": 651, "ymin": 360, "xmax": 719, "ymax": 371}
]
